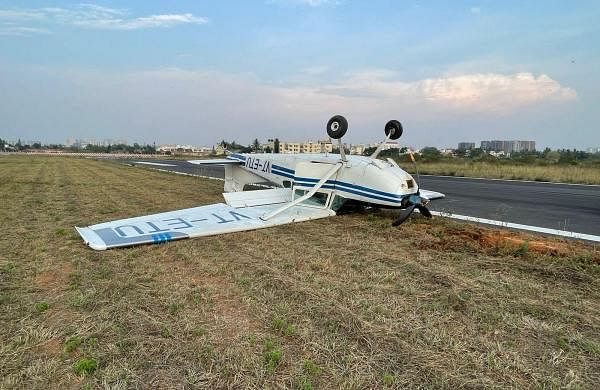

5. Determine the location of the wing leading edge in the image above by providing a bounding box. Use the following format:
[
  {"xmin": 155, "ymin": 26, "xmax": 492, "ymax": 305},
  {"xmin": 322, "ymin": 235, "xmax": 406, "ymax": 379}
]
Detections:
[{"xmin": 76, "ymin": 190, "xmax": 334, "ymax": 250}]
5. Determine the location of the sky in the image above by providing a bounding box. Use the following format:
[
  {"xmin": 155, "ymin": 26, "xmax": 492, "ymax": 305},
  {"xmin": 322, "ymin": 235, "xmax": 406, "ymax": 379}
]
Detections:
[{"xmin": 0, "ymin": 1, "xmax": 599, "ymax": 149}]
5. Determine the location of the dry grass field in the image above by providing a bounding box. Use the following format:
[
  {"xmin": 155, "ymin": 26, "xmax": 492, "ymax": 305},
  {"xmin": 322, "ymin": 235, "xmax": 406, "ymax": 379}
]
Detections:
[
  {"xmin": 1, "ymin": 155, "xmax": 599, "ymax": 389},
  {"xmin": 409, "ymin": 161, "xmax": 600, "ymax": 185}
]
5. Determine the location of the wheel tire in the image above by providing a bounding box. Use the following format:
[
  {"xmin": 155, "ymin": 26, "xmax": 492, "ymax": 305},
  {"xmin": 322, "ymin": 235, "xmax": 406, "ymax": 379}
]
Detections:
[
  {"xmin": 384, "ymin": 120, "xmax": 403, "ymax": 140},
  {"xmin": 326, "ymin": 115, "xmax": 348, "ymax": 139}
]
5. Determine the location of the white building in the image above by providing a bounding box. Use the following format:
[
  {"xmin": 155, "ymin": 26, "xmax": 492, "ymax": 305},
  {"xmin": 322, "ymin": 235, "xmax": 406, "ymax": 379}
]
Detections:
[{"xmin": 279, "ymin": 139, "xmax": 333, "ymax": 154}]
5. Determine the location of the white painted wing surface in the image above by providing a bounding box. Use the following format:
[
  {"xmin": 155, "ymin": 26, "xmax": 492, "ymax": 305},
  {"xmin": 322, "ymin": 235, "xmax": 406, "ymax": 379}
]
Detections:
[{"xmin": 76, "ymin": 201, "xmax": 334, "ymax": 251}]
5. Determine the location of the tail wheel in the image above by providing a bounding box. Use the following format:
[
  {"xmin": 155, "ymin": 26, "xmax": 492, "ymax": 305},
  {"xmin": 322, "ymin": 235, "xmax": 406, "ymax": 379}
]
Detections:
[
  {"xmin": 384, "ymin": 120, "xmax": 403, "ymax": 140},
  {"xmin": 326, "ymin": 115, "xmax": 348, "ymax": 139}
]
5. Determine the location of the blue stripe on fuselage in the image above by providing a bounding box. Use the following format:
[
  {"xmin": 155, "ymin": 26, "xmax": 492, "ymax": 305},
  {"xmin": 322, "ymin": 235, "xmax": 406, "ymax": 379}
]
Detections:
[
  {"xmin": 271, "ymin": 169, "xmax": 295, "ymax": 179},
  {"xmin": 294, "ymin": 176, "xmax": 402, "ymax": 199},
  {"xmin": 294, "ymin": 183, "xmax": 403, "ymax": 204},
  {"xmin": 272, "ymin": 164, "xmax": 294, "ymax": 174}
]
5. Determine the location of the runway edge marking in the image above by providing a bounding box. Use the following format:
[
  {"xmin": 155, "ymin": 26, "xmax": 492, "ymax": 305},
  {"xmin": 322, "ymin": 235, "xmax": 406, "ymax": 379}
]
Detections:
[{"xmin": 427, "ymin": 210, "xmax": 600, "ymax": 243}]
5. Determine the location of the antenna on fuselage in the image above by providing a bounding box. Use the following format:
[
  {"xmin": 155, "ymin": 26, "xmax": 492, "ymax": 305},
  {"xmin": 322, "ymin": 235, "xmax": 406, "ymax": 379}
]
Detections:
[{"xmin": 326, "ymin": 115, "xmax": 348, "ymax": 162}]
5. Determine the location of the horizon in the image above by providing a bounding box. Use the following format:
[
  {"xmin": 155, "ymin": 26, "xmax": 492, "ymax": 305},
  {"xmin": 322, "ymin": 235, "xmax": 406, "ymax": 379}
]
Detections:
[{"xmin": 1, "ymin": 1, "xmax": 599, "ymax": 150}]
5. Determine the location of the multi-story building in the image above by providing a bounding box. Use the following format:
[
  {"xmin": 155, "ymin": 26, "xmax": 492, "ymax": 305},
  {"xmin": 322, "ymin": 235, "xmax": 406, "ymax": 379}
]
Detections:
[
  {"xmin": 457, "ymin": 142, "xmax": 475, "ymax": 150},
  {"xmin": 480, "ymin": 140, "xmax": 535, "ymax": 154},
  {"xmin": 279, "ymin": 139, "xmax": 333, "ymax": 154}
]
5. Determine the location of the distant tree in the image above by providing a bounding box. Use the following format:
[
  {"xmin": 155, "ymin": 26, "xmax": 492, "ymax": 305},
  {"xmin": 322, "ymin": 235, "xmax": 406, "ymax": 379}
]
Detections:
[
  {"xmin": 264, "ymin": 146, "xmax": 272, "ymax": 153},
  {"xmin": 558, "ymin": 149, "xmax": 577, "ymax": 165},
  {"xmin": 467, "ymin": 148, "xmax": 485, "ymax": 159},
  {"xmin": 419, "ymin": 147, "xmax": 442, "ymax": 162},
  {"xmin": 251, "ymin": 138, "xmax": 261, "ymax": 153},
  {"xmin": 32, "ymin": 142, "xmax": 42, "ymax": 149},
  {"xmin": 274, "ymin": 138, "xmax": 280, "ymax": 153}
]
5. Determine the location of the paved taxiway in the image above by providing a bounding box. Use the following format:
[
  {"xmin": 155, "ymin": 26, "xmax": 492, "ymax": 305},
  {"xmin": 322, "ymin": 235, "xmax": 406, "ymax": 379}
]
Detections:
[{"xmin": 122, "ymin": 159, "xmax": 600, "ymax": 238}]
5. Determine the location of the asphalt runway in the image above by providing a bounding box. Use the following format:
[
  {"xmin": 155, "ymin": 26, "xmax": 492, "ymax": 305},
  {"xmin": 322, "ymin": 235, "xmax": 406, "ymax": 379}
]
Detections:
[{"xmin": 122, "ymin": 159, "xmax": 600, "ymax": 239}]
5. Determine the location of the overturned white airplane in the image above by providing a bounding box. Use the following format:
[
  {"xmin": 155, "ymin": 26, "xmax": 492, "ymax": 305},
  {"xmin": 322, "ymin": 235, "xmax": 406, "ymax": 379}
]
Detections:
[{"xmin": 76, "ymin": 115, "xmax": 444, "ymax": 250}]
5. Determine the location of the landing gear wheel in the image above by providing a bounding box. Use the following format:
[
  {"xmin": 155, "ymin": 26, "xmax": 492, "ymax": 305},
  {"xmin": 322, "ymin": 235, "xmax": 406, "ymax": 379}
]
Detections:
[
  {"xmin": 326, "ymin": 115, "xmax": 348, "ymax": 139},
  {"xmin": 384, "ymin": 120, "xmax": 403, "ymax": 140}
]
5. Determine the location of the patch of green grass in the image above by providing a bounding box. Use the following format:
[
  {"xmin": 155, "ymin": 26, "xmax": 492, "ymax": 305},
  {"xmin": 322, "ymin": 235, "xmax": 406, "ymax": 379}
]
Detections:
[
  {"xmin": 556, "ymin": 335, "xmax": 600, "ymax": 356},
  {"xmin": 272, "ymin": 315, "xmax": 296, "ymax": 336},
  {"xmin": 297, "ymin": 376, "xmax": 314, "ymax": 390},
  {"xmin": 263, "ymin": 340, "xmax": 282, "ymax": 373},
  {"xmin": 168, "ymin": 301, "xmax": 184, "ymax": 315},
  {"xmin": 64, "ymin": 337, "xmax": 83, "ymax": 353},
  {"xmin": 514, "ymin": 241, "xmax": 530, "ymax": 257},
  {"xmin": 302, "ymin": 359, "xmax": 321, "ymax": 376},
  {"xmin": 383, "ymin": 373, "xmax": 395, "ymax": 386},
  {"xmin": 34, "ymin": 301, "xmax": 50, "ymax": 312},
  {"xmin": 70, "ymin": 289, "xmax": 94, "ymax": 308},
  {"xmin": 73, "ymin": 358, "xmax": 97, "ymax": 376}
]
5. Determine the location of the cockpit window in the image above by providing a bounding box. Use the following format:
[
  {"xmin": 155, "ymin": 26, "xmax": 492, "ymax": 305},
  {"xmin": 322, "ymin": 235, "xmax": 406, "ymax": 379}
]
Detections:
[{"xmin": 294, "ymin": 189, "xmax": 329, "ymax": 207}]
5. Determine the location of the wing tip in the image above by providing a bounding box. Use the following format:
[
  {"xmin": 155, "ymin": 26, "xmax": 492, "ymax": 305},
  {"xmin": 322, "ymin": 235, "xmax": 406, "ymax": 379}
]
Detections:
[{"xmin": 75, "ymin": 226, "xmax": 107, "ymax": 251}]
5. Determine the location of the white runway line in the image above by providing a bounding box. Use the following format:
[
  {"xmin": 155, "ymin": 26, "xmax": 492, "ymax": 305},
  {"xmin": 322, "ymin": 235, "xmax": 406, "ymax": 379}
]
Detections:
[
  {"xmin": 428, "ymin": 210, "xmax": 600, "ymax": 242},
  {"xmin": 133, "ymin": 161, "xmax": 177, "ymax": 167}
]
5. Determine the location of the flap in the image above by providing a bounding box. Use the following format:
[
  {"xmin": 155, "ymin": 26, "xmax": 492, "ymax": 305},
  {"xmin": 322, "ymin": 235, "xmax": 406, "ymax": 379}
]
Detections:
[{"xmin": 223, "ymin": 188, "xmax": 292, "ymax": 208}]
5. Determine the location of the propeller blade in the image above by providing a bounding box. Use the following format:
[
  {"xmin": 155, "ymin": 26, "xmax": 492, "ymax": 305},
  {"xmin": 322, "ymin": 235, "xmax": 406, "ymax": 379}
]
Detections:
[
  {"xmin": 415, "ymin": 204, "xmax": 432, "ymax": 218},
  {"xmin": 392, "ymin": 204, "xmax": 416, "ymax": 226}
]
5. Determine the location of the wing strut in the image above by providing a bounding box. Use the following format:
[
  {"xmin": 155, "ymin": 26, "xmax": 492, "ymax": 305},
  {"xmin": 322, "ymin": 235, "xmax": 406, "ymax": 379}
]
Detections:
[{"xmin": 260, "ymin": 162, "xmax": 343, "ymax": 221}]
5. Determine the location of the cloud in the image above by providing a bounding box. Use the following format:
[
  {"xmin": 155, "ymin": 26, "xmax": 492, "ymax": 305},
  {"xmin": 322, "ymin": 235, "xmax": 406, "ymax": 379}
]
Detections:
[
  {"xmin": 0, "ymin": 66, "xmax": 579, "ymax": 148},
  {"xmin": 316, "ymin": 71, "xmax": 577, "ymax": 114},
  {"xmin": 418, "ymin": 73, "xmax": 576, "ymax": 111},
  {"xmin": 0, "ymin": 4, "xmax": 208, "ymax": 32}
]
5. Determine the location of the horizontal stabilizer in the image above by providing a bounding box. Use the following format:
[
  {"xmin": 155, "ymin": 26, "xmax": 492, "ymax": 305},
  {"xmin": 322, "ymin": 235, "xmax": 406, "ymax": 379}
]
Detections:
[
  {"xmin": 188, "ymin": 158, "xmax": 243, "ymax": 165},
  {"xmin": 420, "ymin": 189, "xmax": 445, "ymax": 200},
  {"xmin": 76, "ymin": 201, "xmax": 334, "ymax": 250}
]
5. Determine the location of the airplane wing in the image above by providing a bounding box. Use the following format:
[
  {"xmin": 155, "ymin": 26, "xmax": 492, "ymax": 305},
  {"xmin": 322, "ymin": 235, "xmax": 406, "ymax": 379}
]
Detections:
[{"xmin": 75, "ymin": 188, "xmax": 335, "ymax": 250}]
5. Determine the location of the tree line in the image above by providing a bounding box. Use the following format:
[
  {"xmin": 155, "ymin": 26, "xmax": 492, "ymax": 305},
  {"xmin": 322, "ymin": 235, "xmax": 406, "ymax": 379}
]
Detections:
[
  {"xmin": 0, "ymin": 138, "xmax": 156, "ymax": 154},
  {"xmin": 375, "ymin": 146, "xmax": 600, "ymax": 166}
]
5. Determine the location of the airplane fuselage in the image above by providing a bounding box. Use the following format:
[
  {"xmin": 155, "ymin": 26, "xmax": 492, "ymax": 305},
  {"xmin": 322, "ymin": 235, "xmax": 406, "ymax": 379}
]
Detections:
[{"xmin": 226, "ymin": 152, "xmax": 419, "ymax": 209}]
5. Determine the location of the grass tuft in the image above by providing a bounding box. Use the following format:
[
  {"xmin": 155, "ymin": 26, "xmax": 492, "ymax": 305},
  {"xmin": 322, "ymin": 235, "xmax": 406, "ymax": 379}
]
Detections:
[
  {"xmin": 34, "ymin": 301, "xmax": 50, "ymax": 313},
  {"xmin": 73, "ymin": 358, "xmax": 97, "ymax": 376},
  {"xmin": 263, "ymin": 340, "xmax": 282, "ymax": 373},
  {"xmin": 64, "ymin": 337, "xmax": 83, "ymax": 353}
]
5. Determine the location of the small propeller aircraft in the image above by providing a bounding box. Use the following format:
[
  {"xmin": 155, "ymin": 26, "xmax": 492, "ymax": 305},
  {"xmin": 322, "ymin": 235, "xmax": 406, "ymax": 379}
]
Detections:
[{"xmin": 76, "ymin": 115, "xmax": 444, "ymax": 250}]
